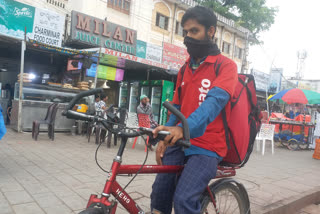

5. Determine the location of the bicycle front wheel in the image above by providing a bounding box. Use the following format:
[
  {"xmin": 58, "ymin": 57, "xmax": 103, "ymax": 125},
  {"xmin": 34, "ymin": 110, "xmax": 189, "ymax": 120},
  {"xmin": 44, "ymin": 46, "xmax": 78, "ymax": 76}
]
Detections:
[
  {"xmin": 79, "ymin": 208, "xmax": 104, "ymax": 214},
  {"xmin": 200, "ymin": 181, "xmax": 249, "ymax": 214}
]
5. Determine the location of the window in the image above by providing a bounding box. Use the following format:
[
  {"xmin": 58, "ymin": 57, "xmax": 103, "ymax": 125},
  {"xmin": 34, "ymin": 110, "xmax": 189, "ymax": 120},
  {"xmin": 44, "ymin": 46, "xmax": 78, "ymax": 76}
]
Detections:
[
  {"xmin": 156, "ymin": 13, "xmax": 169, "ymax": 30},
  {"xmin": 47, "ymin": 0, "xmax": 65, "ymax": 9},
  {"xmin": 108, "ymin": 0, "xmax": 131, "ymax": 15},
  {"xmin": 175, "ymin": 21, "xmax": 183, "ymax": 36},
  {"xmin": 222, "ymin": 42, "xmax": 231, "ymax": 54},
  {"xmin": 234, "ymin": 46, "xmax": 243, "ymax": 59}
]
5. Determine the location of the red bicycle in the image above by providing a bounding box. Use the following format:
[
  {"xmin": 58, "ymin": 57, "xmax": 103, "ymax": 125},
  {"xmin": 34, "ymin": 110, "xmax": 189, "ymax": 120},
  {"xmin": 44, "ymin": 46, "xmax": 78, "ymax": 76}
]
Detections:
[{"xmin": 63, "ymin": 89, "xmax": 250, "ymax": 214}]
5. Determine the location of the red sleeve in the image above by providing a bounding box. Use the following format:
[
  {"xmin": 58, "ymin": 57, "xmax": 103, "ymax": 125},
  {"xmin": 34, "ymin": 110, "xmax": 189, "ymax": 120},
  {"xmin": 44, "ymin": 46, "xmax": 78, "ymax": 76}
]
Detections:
[
  {"xmin": 172, "ymin": 66, "xmax": 185, "ymax": 105},
  {"xmin": 212, "ymin": 59, "xmax": 238, "ymax": 97}
]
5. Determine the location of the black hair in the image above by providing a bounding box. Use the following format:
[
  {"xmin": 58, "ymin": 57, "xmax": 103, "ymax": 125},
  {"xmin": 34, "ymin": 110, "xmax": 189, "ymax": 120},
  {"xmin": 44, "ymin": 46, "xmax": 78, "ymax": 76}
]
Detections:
[
  {"xmin": 101, "ymin": 94, "xmax": 108, "ymax": 100},
  {"xmin": 95, "ymin": 95, "xmax": 100, "ymax": 100},
  {"xmin": 181, "ymin": 6, "xmax": 217, "ymax": 33}
]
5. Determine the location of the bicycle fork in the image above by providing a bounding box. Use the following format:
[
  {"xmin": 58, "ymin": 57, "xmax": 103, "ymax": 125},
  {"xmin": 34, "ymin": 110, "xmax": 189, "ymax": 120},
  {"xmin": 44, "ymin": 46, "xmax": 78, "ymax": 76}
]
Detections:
[{"xmin": 206, "ymin": 186, "xmax": 220, "ymax": 214}]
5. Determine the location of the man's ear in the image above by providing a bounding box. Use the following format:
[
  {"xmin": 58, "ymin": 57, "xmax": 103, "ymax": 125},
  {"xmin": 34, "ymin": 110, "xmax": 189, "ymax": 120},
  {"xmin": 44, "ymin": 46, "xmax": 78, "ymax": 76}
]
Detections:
[{"xmin": 208, "ymin": 26, "xmax": 215, "ymax": 39}]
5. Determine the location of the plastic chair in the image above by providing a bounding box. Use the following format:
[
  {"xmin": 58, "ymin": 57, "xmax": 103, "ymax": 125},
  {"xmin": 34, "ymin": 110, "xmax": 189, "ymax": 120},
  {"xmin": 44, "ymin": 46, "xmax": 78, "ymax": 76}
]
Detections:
[
  {"xmin": 255, "ymin": 124, "xmax": 276, "ymax": 155},
  {"xmin": 132, "ymin": 114, "xmax": 150, "ymax": 152},
  {"xmin": 32, "ymin": 103, "xmax": 59, "ymax": 141}
]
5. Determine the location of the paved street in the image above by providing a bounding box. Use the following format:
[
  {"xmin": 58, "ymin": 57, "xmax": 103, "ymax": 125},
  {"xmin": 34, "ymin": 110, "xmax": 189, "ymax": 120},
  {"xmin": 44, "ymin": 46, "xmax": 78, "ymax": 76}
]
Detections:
[{"xmin": 0, "ymin": 129, "xmax": 320, "ymax": 214}]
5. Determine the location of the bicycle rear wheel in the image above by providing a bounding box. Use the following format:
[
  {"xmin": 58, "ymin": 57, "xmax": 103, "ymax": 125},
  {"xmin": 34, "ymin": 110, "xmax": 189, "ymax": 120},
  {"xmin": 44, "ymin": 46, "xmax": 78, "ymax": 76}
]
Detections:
[{"xmin": 200, "ymin": 181, "xmax": 250, "ymax": 214}]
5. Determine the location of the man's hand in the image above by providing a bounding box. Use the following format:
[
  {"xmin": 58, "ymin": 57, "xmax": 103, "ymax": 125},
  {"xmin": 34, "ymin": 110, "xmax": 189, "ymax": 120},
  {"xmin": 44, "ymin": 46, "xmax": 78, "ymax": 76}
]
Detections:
[
  {"xmin": 152, "ymin": 125, "xmax": 183, "ymax": 146},
  {"xmin": 156, "ymin": 141, "xmax": 167, "ymax": 165}
]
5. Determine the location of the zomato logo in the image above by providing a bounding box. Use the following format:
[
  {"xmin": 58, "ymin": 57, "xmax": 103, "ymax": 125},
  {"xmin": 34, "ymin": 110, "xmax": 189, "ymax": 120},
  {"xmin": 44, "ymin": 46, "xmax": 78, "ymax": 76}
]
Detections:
[{"xmin": 199, "ymin": 79, "xmax": 211, "ymax": 106}]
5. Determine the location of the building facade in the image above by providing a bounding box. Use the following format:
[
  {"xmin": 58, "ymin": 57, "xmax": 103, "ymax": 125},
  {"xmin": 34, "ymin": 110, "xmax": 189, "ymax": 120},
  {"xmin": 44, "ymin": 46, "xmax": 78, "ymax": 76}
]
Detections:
[{"xmin": 15, "ymin": 0, "xmax": 252, "ymax": 73}]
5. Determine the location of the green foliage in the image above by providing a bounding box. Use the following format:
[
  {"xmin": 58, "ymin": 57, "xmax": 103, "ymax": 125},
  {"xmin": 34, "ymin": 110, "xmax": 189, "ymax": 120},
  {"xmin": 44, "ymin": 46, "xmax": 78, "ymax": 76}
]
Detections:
[{"xmin": 196, "ymin": 0, "xmax": 278, "ymax": 43}]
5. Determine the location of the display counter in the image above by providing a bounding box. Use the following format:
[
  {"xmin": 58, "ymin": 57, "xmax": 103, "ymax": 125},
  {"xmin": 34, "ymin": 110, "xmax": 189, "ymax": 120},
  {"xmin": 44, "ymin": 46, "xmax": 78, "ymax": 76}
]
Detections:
[{"xmin": 11, "ymin": 83, "xmax": 93, "ymax": 132}]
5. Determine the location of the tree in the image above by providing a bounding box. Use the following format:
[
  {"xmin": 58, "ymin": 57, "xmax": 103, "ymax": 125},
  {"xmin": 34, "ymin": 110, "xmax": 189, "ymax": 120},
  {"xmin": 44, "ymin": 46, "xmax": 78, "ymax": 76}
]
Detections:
[{"xmin": 197, "ymin": 0, "xmax": 278, "ymax": 43}]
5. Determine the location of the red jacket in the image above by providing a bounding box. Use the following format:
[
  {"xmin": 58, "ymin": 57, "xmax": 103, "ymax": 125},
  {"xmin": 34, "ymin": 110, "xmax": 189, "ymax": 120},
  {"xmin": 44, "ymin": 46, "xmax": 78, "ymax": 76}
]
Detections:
[{"xmin": 172, "ymin": 54, "xmax": 238, "ymax": 157}]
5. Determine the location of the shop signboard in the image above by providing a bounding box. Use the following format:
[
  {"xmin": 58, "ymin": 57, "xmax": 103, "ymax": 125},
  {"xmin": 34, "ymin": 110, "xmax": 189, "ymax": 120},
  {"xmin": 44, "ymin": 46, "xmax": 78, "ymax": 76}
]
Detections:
[
  {"xmin": 0, "ymin": 0, "xmax": 35, "ymax": 40},
  {"xmin": 136, "ymin": 40, "xmax": 146, "ymax": 59},
  {"xmin": 31, "ymin": 8, "xmax": 65, "ymax": 47},
  {"xmin": 251, "ymin": 69, "xmax": 270, "ymax": 92},
  {"xmin": 146, "ymin": 43, "xmax": 162, "ymax": 63},
  {"xmin": 86, "ymin": 64, "xmax": 124, "ymax": 81},
  {"xmin": 162, "ymin": 42, "xmax": 188, "ymax": 71},
  {"xmin": 102, "ymin": 48, "xmax": 170, "ymax": 70},
  {"xmin": 268, "ymin": 68, "xmax": 283, "ymax": 93},
  {"xmin": 70, "ymin": 11, "xmax": 137, "ymax": 55},
  {"xmin": 295, "ymin": 80, "xmax": 320, "ymax": 93}
]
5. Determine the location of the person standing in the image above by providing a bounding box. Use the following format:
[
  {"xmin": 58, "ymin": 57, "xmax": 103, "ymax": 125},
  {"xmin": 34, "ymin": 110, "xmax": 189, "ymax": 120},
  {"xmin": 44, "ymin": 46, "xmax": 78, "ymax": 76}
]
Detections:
[
  {"xmin": 137, "ymin": 95, "xmax": 159, "ymax": 150},
  {"xmin": 0, "ymin": 104, "xmax": 6, "ymax": 140},
  {"xmin": 100, "ymin": 94, "xmax": 108, "ymax": 113},
  {"xmin": 94, "ymin": 95, "xmax": 102, "ymax": 115},
  {"xmin": 312, "ymin": 107, "xmax": 320, "ymax": 149},
  {"xmin": 137, "ymin": 95, "xmax": 158, "ymax": 128}
]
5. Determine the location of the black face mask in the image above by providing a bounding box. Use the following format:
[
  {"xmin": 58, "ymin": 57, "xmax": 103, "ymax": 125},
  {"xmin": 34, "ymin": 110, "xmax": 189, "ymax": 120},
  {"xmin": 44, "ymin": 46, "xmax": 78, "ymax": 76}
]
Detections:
[{"xmin": 184, "ymin": 36, "xmax": 220, "ymax": 59}]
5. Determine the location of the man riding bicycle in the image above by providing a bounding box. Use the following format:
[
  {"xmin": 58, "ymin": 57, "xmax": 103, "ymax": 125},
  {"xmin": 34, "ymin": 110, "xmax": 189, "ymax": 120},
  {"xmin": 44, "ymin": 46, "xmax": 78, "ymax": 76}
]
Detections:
[{"xmin": 151, "ymin": 6, "xmax": 238, "ymax": 214}]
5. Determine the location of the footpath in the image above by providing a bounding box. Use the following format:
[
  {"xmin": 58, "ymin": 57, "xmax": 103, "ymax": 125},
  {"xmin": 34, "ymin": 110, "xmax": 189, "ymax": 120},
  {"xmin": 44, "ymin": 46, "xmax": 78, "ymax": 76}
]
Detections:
[{"xmin": 0, "ymin": 129, "xmax": 319, "ymax": 214}]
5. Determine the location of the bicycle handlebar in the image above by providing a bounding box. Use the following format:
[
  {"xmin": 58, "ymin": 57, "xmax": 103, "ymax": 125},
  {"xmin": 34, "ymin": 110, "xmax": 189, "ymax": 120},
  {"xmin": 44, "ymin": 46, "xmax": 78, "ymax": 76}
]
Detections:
[
  {"xmin": 62, "ymin": 89, "xmax": 191, "ymax": 148},
  {"xmin": 162, "ymin": 101, "xmax": 190, "ymax": 142},
  {"xmin": 64, "ymin": 88, "xmax": 103, "ymax": 113}
]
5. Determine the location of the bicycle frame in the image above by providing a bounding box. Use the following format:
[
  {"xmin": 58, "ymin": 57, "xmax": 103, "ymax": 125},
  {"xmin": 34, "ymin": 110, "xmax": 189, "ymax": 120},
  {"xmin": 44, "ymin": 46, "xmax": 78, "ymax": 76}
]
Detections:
[{"xmin": 85, "ymin": 136, "xmax": 237, "ymax": 214}]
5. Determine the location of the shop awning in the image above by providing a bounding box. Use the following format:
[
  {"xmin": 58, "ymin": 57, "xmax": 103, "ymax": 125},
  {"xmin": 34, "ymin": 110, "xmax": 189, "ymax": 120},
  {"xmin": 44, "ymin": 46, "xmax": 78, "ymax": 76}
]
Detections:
[{"xmin": 27, "ymin": 39, "xmax": 97, "ymax": 56}]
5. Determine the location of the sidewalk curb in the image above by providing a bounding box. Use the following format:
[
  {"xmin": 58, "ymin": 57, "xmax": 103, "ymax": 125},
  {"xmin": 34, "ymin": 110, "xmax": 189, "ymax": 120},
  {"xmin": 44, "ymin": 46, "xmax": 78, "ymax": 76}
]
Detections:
[{"xmin": 261, "ymin": 186, "xmax": 320, "ymax": 214}]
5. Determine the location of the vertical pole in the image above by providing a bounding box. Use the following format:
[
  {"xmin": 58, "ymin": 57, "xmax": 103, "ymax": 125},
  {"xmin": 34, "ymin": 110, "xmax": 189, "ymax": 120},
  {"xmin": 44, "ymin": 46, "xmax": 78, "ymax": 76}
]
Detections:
[
  {"xmin": 241, "ymin": 32, "xmax": 249, "ymax": 74},
  {"xmin": 147, "ymin": 70, "xmax": 150, "ymax": 80},
  {"xmin": 171, "ymin": 3, "xmax": 177, "ymax": 44},
  {"xmin": 94, "ymin": 47, "xmax": 102, "ymax": 89},
  {"xmin": 18, "ymin": 28, "xmax": 26, "ymax": 132},
  {"xmin": 266, "ymin": 86, "xmax": 269, "ymax": 118}
]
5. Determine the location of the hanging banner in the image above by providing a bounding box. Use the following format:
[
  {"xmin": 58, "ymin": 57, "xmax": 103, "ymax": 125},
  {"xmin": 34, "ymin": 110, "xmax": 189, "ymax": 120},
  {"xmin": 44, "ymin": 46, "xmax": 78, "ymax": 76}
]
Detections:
[
  {"xmin": 31, "ymin": 7, "xmax": 65, "ymax": 47},
  {"xmin": 136, "ymin": 40, "xmax": 147, "ymax": 59},
  {"xmin": 0, "ymin": 0, "xmax": 35, "ymax": 40},
  {"xmin": 146, "ymin": 43, "xmax": 162, "ymax": 63},
  {"xmin": 86, "ymin": 64, "xmax": 124, "ymax": 81},
  {"xmin": 268, "ymin": 68, "xmax": 283, "ymax": 93},
  {"xmin": 162, "ymin": 42, "xmax": 188, "ymax": 70}
]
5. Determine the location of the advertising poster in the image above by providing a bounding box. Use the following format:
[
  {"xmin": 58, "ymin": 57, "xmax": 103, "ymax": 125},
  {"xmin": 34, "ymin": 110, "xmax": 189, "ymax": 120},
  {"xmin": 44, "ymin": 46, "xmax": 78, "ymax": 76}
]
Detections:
[
  {"xmin": 268, "ymin": 68, "xmax": 283, "ymax": 93},
  {"xmin": 136, "ymin": 40, "xmax": 147, "ymax": 59},
  {"xmin": 146, "ymin": 43, "xmax": 162, "ymax": 63},
  {"xmin": 162, "ymin": 42, "xmax": 188, "ymax": 70},
  {"xmin": 86, "ymin": 64, "xmax": 124, "ymax": 81},
  {"xmin": 0, "ymin": 0, "xmax": 35, "ymax": 39}
]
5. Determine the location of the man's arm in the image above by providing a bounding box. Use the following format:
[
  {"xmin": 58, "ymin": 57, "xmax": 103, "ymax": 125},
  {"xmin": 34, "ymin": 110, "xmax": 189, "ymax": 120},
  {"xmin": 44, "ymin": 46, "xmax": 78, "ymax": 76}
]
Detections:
[{"xmin": 178, "ymin": 87, "xmax": 230, "ymax": 139}]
